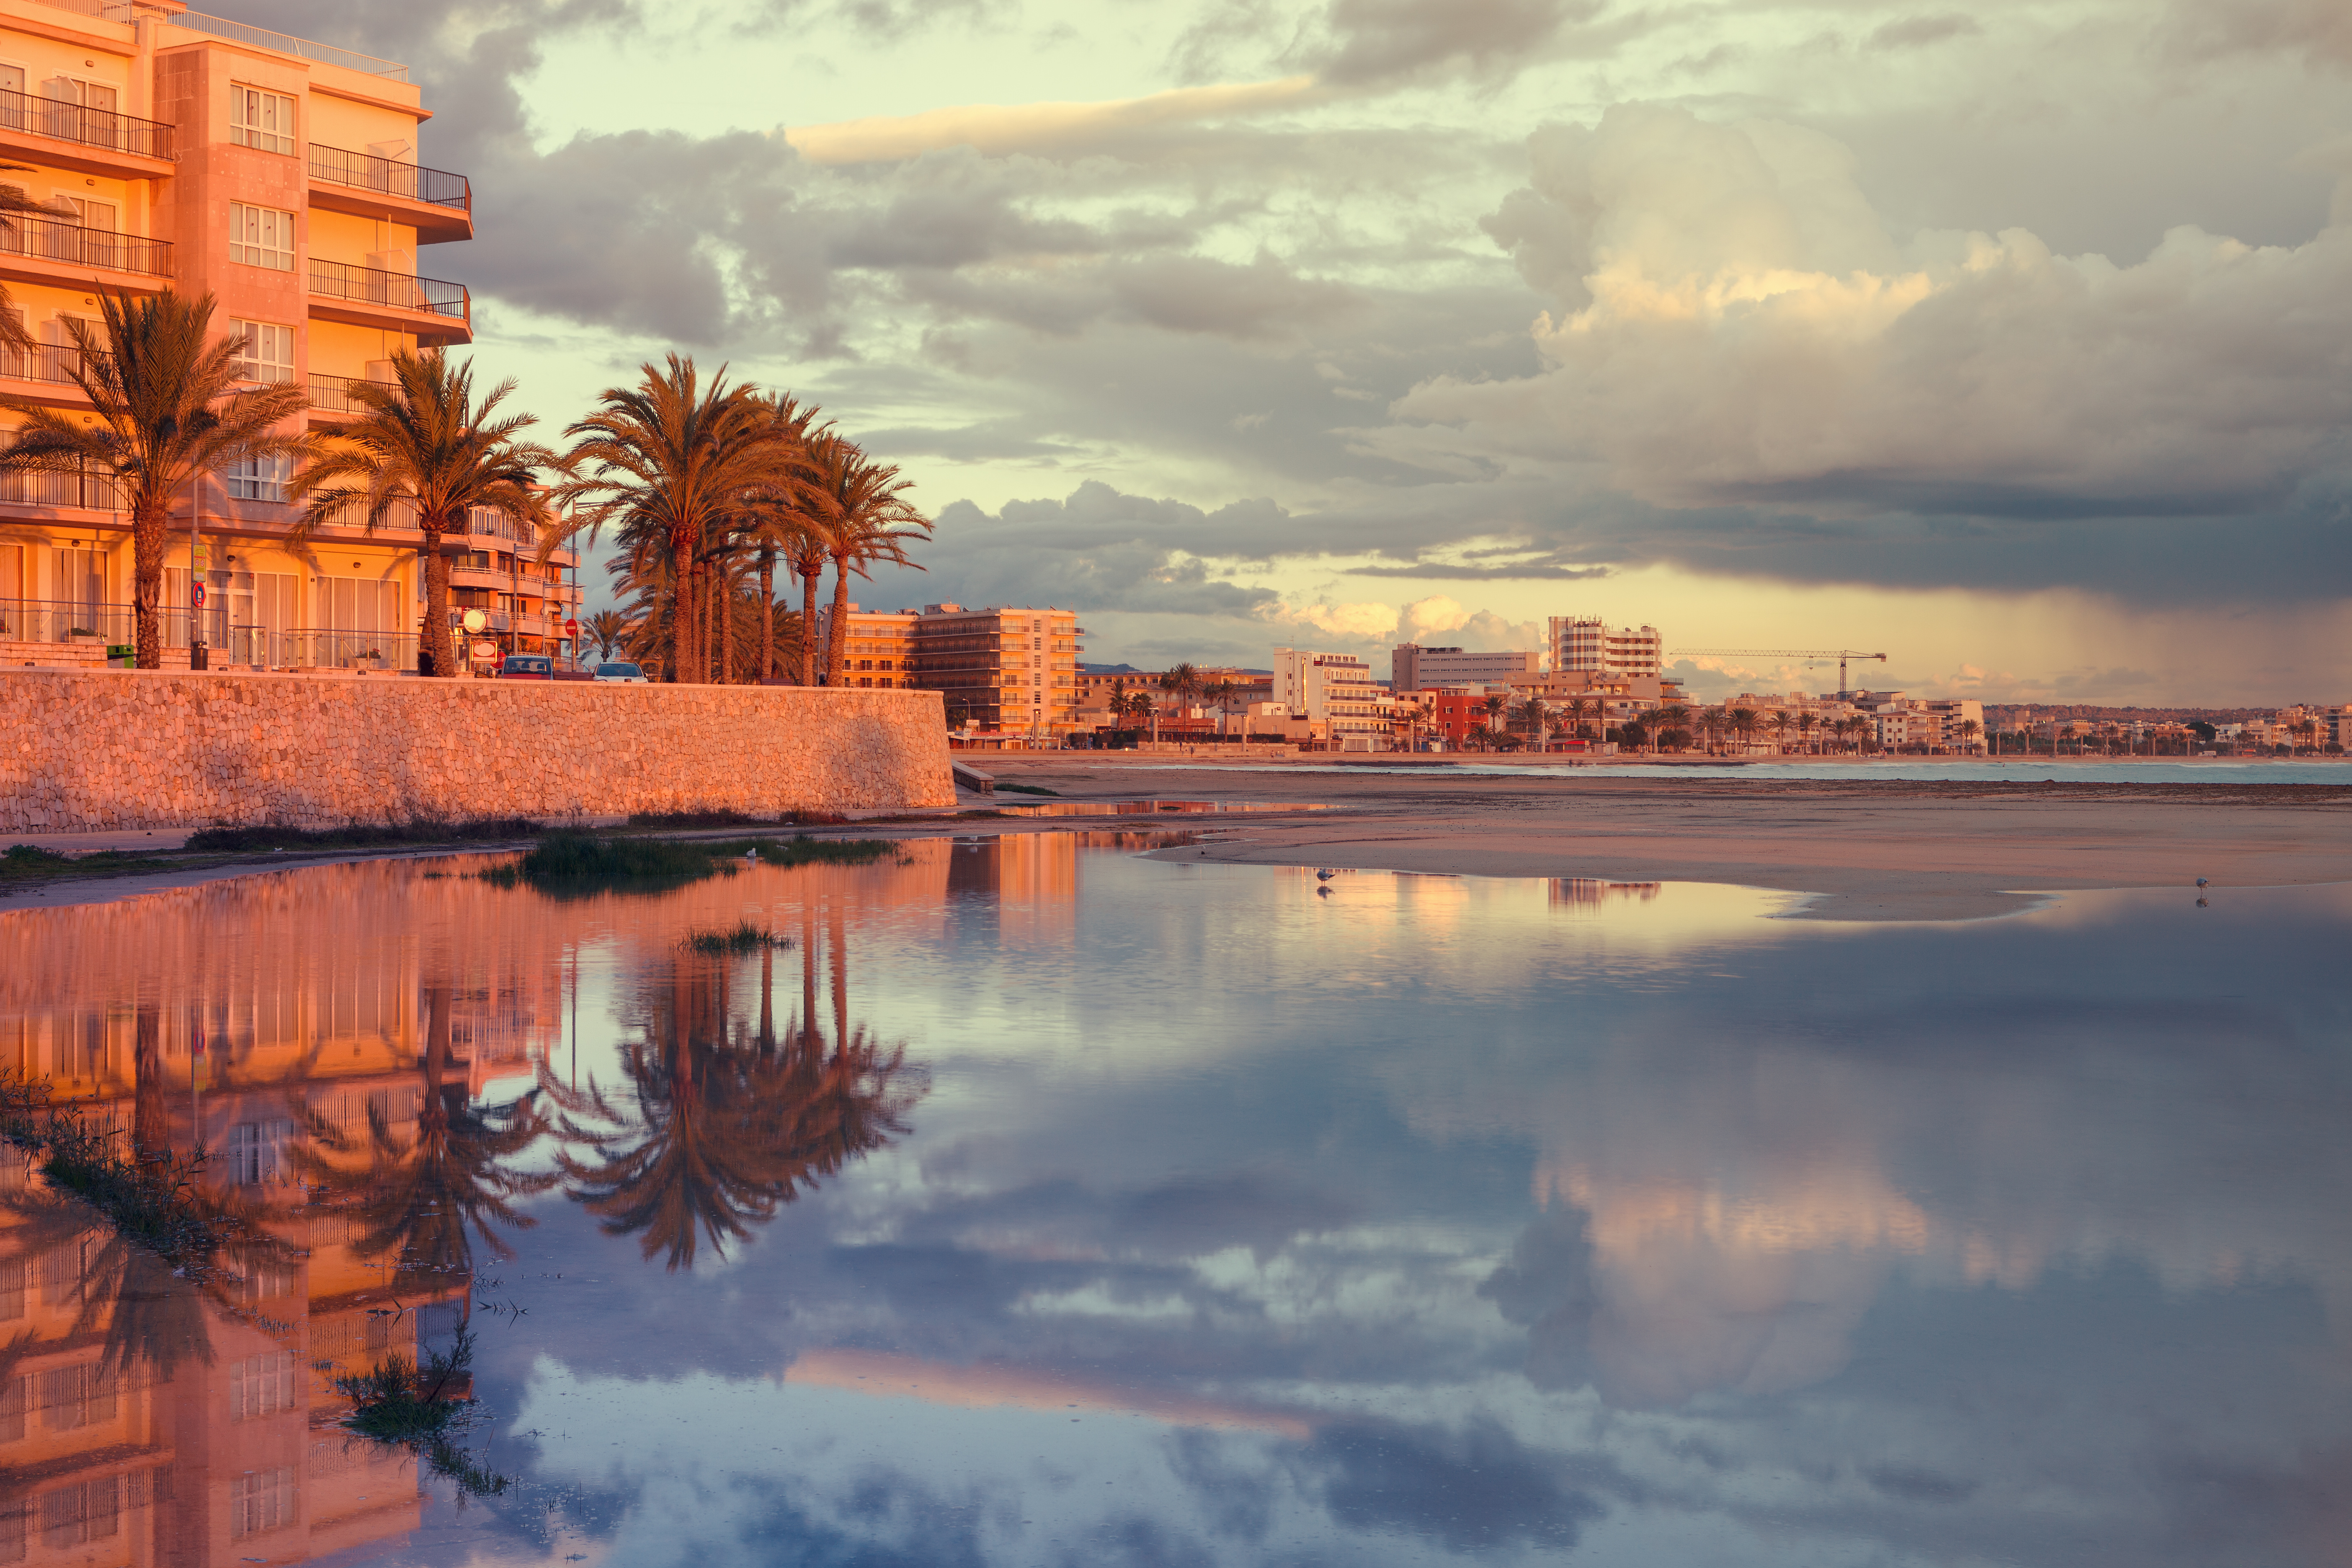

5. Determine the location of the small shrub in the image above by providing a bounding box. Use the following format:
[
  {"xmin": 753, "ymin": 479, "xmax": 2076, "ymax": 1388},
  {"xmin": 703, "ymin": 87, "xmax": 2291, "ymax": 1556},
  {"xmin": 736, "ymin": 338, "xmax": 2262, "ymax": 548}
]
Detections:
[
  {"xmin": 336, "ymin": 1329, "xmax": 511, "ymax": 1499},
  {"xmin": 3, "ymin": 844, "xmax": 67, "ymax": 865},
  {"xmin": 732, "ymin": 835, "xmax": 903, "ymax": 869},
  {"xmin": 186, "ymin": 819, "xmax": 537, "ymax": 854},
  {"xmin": 683, "ymin": 921, "xmax": 794, "ymax": 954},
  {"xmin": 627, "ymin": 808, "xmax": 760, "ymax": 828}
]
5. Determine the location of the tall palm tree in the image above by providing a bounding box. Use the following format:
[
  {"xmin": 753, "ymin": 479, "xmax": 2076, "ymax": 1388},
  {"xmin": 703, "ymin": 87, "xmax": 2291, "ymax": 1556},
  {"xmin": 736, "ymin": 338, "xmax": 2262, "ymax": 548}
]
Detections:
[
  {"xmin": 0, "ymin": 288, "xmax": 307, "ymax": 668},
  {"xmin": 738, "ymin": 394, "xmax": 825, "ymax": 682},
  {"xmin": 801, "ymin": 431, "xmax": 929, "ymax": 685},
  {"xmin": 293, "ymin": 349, "xmax": 553, "ymax": 679},
  {"xmin": 557, "ymin": 356, "xmax": 794, "ymax": 684},
  {"xmin": 1161, "ymin": 663, "xmax": 1203, "ymax": 743},
  {"xmin": 1204, "ymin": 678, "xmax": 1237, "ymax": 740}
]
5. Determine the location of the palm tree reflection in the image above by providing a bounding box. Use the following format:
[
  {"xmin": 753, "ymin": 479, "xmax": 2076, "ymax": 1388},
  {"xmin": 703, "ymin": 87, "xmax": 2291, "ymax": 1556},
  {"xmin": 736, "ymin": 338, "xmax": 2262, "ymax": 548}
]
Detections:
[
  {"xmin": 288, "ymin": 983, "xmax": 558, "ymax": 1302},
  {"xmin": 542, "ymin": 943, "xmax": 922, "ymax": 1270}
]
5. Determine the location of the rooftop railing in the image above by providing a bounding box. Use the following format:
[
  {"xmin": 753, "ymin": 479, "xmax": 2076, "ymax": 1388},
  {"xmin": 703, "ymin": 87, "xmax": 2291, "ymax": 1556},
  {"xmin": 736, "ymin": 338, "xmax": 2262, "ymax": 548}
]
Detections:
[
  {"xmin": 309, "ymin": 144, "xmax": 467, "ymax": 211},
  {"xmin": 0, "ymin": 86, "xmax": 174, "ymax": 160},
  {"xmin": 0, "ymin": 211, "xmax": 172, "ymax": 276},
  {"xmin": 308, "ymin": 258, "xmax": 467, "ymax": 322},
  {"xmin": 169, "ymin": 12, "xmax": 410, "ymax": 82}
]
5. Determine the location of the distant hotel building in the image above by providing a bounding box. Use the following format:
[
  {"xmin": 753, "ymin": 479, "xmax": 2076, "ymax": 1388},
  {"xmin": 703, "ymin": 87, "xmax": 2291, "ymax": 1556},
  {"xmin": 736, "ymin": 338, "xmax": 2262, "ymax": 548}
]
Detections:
[
  {"xmin": 1391, "ymin": 644, "xmax": 1540, "ymax": 691},
  {"xmin": 1273, "ymin": 647, "xmax": 1393, "ymax": 746},
  {"xmin": 1549, "ymin": 618, "xmax": 1663, "ymax": 678},
  {"xmin": 822, "ymin": 603, "xmax": 1083, "ymax": 734},
  {"xmin": 0, "ymin": 0, "xmax": 579, "ymax": 671}
]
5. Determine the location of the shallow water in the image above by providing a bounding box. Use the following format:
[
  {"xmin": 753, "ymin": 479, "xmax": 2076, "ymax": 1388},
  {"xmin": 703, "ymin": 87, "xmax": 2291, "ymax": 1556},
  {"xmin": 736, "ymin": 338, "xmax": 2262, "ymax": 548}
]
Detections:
[
  {"xmin": 3, "ymin": 838, "xmax": 2350, "ymax": 1565},
  {"xmin": 1151, "ymin": 757, "xmax": 2351, "ymax": 785}
]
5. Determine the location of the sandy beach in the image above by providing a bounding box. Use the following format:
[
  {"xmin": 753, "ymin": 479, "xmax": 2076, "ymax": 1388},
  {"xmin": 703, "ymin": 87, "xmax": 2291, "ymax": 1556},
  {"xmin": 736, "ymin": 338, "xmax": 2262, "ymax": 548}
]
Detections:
[{"xmin": 972, "ymin": 755, "xmax": 2352, "ymax": 921}]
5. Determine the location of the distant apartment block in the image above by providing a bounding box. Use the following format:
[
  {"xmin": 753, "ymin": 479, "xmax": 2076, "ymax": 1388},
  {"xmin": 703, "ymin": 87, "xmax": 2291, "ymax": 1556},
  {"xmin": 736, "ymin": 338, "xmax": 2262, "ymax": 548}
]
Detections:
[
  {"xmin": 0, "ymin": 0, "xmax": 578, "ymax": 671},
  {"xmin": 1549, "ymin": 617, "xmax": 1662, "ymax": 678},
  {"xmin": 1391, "ymin": 643, "xmax": 1540, "ymax": 691},
  {"xmin": 1273, "ymin": 647, "xmax": 1393, "ymax": 745},
  {"xmin": 819, "ymin": 602, "xmax": 1083, "ymax": 732}
]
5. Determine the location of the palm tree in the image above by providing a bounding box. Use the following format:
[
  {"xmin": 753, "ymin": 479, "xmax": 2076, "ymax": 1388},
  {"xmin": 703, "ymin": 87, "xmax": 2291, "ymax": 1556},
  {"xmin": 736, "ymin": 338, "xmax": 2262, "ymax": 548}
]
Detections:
[
  {"xmin": 1727, "ymin": 707, "xmax": 1759, "ymax": 752},
  {"xmin": 800, "ymin": 431, "xmax": 930, "ymax": 685},
  {"xmin": 739, "ymin": 394, "xmax": 824, "ymax": 682},
  {"xmin": 1654, "ymin": 704, "xmax": 1691, "ymax": 753},
  {"xmin": 1204, "ymin": 678, "xmax": 1237, "ymax": 740},
  {"xmin": 0, "ymin": 288, "xmax": 307, "ymax": 668},
  {"xmin": 1797, "ymin": 710, "xmax": 1818, "ymax": 753},
  {"xmin": 584, "ymin": 608, "xmax": 631, "ymax": 663},
  {"xmin": 1514, "ymin": 694, "xmax": 1549, "ymax": 749},
  {"xmin": 1768, "ymin": 711, "xmax": 1792, "ymax": 753},
  {"xmin": 557, "ymin": 355, "xmax": 794, "ymax": 684},
  {"xmin": 1957, "ymin": 717, "xmax": 1982, "ymax": 754},
  {"xmin": 1480, "ymin": 692, "xmax": 1508, "ymax": 735},
  {"xmin": 294, "ymin": 349, "xmax": 553, "ymax": 678},
  {"xmin": 1160, "ymin": 663, "xmax": 1203, "ymax": 743}
]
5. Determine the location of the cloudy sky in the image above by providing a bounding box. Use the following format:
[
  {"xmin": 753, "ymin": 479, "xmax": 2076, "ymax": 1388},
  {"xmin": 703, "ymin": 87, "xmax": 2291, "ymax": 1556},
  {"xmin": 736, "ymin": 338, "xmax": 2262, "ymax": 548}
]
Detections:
[{"xmin": 235, "ymin": 0, "xmax": 2352, "ymax": 702}]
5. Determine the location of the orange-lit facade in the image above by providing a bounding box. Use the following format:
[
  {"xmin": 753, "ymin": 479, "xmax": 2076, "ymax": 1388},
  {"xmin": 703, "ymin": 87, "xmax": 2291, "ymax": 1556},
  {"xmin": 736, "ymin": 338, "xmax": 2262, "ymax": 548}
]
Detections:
[{"xmin": 0, "ymin": 0, "xmax": 579, "ymax": 672}]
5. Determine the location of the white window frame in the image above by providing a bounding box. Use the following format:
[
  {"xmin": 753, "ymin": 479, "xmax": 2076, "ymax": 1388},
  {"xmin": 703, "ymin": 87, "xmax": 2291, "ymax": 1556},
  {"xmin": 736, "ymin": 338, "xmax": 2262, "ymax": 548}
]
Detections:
[
  {"xmin": 228, "ymin": 319, "xmax": 294, "ymax": 384},
  {"xmin": 227, "ymin": 202, "xmax": 294, "ymax": 271},
  {"xmin": 229, "ymin": 84, "xmax": 295, "ymax": 155},
  {"xmin": 225, "ymin": 454, "xmax": 291, "ymax": 503}
]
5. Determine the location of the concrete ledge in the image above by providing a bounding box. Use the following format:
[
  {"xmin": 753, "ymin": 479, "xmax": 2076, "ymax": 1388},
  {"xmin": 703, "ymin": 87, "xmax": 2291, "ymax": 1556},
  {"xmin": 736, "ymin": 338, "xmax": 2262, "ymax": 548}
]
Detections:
[{"xmin": 0, "ymin": 669, "xmax": 956, "ymax": 833}]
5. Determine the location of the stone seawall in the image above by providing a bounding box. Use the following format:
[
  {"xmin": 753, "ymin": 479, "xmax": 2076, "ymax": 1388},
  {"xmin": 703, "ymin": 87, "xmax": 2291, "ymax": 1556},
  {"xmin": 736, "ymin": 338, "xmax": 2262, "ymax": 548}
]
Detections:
[{"xmin": 0, "ymin": 670, "xmax": 956, "ymax": 833}]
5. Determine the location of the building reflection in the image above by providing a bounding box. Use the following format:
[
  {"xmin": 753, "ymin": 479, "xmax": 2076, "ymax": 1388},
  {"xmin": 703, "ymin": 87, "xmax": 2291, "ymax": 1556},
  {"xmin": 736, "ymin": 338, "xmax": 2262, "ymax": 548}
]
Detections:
[{"xmin": 0, "ymin": 837, "xmax": 1010, "ymax": 1564}]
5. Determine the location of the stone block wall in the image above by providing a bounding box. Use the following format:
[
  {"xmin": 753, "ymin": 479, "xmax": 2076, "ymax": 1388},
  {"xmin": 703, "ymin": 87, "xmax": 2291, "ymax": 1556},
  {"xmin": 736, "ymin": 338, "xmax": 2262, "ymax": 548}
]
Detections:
[{"xmin": 0, "ymin": 670, "xmax": 956, "ymax": 833}]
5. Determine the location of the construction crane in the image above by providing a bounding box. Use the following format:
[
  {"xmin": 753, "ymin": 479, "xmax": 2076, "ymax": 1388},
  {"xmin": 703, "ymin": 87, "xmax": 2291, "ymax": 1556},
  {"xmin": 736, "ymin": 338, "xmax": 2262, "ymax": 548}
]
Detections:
[{"xmin": 1666, "ymin": 648, "xmax": 1888, "ymax": 698}]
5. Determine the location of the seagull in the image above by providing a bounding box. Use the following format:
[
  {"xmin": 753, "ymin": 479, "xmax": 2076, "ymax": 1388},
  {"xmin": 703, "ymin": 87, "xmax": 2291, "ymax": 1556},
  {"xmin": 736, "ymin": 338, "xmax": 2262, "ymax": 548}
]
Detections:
[
  {"xmin": 1315, "ymin": 868, "xmax": 1336, "ymax": 881},
  {"xmin": 2196, "ymin": 878, "xmax": 2208, "ymax": 889}
]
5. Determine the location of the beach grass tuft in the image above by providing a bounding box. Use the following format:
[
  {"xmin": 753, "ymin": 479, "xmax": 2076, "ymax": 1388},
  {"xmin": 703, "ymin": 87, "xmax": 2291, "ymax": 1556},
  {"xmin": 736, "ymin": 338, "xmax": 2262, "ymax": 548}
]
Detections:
[{"xmin": 683, "ymin": 920, "xmax": 794, "ymax": 954}]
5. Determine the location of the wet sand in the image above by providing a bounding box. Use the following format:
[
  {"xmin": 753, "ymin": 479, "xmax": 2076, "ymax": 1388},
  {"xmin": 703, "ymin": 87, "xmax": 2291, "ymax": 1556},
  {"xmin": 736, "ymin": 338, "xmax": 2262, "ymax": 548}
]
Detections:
[{"xmin": 974, "ymin": 755, "xmax": 2352, "ymax": 920}]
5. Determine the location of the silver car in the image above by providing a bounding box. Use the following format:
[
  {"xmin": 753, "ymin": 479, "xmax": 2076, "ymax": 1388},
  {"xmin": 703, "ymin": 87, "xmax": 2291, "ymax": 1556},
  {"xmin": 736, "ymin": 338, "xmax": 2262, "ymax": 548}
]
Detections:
[{"xmin": 593, "ymin": 662, "xmax": 649, "ymax": 684}]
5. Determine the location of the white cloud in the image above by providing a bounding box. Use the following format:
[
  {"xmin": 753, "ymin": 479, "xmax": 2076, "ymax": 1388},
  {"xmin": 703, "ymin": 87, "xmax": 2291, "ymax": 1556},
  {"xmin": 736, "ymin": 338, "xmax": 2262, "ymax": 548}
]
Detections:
[{"xmin": 1409, "ymin": 103, "xmax": 2352, "ymax": 519}]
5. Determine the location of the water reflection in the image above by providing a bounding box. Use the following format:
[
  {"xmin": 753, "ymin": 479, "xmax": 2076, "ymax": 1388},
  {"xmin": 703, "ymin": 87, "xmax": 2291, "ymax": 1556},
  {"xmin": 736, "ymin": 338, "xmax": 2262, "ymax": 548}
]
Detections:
[
  {"xmin": 0, "ymin": 837, "xmax": 973, "ymax": 1565},
  {"xmin": 3, "ymin": 847, "xmax": 2349, "ymax": 1564},
  {"xmin": 542, "ymin": 951, "xmax": 919, "ymax": 1270}
]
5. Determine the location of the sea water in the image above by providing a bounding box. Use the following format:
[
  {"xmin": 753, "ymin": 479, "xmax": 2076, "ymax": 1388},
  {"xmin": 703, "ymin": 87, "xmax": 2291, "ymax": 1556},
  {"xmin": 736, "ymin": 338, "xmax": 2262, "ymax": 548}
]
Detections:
[{"xmin": 2, "ymin": 836, "xmax": 2346, "ymax": 1565}]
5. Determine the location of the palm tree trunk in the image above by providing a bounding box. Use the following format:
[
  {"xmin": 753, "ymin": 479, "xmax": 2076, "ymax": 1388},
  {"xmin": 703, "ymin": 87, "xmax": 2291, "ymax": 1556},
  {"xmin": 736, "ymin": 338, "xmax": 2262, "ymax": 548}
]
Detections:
[
  {"xmin": 826, "ymin": 558, "xmax": 852, "ymax": 686},
  {"xmin": 132, "ymin": 495, "xmax": 167, "ymax": 669},
  {"xmin": 800, "ymin": 562, "xmax": 823, "ymax": 685},
  {"xmin": 420, "ymin": 526, "xmax": 456, "ymax": 677},
  {"xmin": 132, "ymin": 1003, "xmax": 166, "ymax": 1162},
  {"xmin": 719, "ymin": 566, "xmax": 735, "ymax": 685},
  {"xmin": 757, "ymin": 548, "xmax": 776, "ymax": 681}
]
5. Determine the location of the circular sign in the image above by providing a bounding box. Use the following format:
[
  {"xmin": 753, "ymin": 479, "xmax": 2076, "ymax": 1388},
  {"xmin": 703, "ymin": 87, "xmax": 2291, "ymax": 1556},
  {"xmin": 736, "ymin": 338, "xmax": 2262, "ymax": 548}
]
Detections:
[
  {"xmin": 462, "ymin": 609, "xmax": 488, "ymax": 634},
  {"xmin": 471, "ymin": 640, "xmax": 497, "ymax": 661},
  {"xmin": 190, "ymin": 584, "xmax": 205, "ymax": 608},
  {"xmin": 564, "ymin": 618, "xmax": 578, "ymax": 637}
]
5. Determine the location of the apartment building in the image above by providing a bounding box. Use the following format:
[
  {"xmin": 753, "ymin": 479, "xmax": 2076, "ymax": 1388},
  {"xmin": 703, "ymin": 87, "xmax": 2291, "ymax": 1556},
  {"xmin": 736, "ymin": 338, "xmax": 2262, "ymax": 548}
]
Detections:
[
  {"xmin": 820, "ymin": 604, "xmax": 919, "ymax": 687},
  {"xmin": 1272, "ymin": 647, "xmax": 1394, "ymax": 746},
  {"xmin": 910, "ymin": 603, "xmax": 1082, "ymax": 734},
  {"xmin": 1549, "ymin": 617, "xmax": 1663, "ymax": 678},
  {"xmin": 0, "ymin": 0, "xmax": 578, "ymax": 671},
  {"xmin": 1391, "ymin": 643, "xmax": 1540, "ymax": 691}
]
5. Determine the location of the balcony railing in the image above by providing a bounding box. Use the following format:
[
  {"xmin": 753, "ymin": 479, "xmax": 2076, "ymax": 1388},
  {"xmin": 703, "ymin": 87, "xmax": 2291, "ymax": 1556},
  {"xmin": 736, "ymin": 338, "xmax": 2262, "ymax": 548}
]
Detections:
[
  {"xmin": 0, "ymin": 342, "xmax": 84, "ymax": 389},
  {"xmin": 0, "ymin": 86, "xmax": 175, "ymax": 161},
  {"xmin": 308, "ymin": 144, "xmax": 468, "ymax": 210},
  {"xmin": 307, "ymin": 373, "xmax": 392, "ymax": 414},
  {"xmin": 0, "ymin": 462, "xmax": 118, "ymax": 509},
  {"xmin": 0, "ymin": 211, "xmax": 171, "ymax": 277},
  {"xmin": 308, "ymin": 258, "xmax": 467, "ymax": 321}
]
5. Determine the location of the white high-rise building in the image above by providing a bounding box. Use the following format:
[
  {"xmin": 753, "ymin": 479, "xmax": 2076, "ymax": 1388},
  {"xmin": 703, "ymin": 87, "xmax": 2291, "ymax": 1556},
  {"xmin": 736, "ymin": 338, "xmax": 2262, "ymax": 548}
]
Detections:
[
  {"xmin": 1391, "ymin": 645, "xmax": 1541, "ymax": 691},
  {"xmin": 1273, "ymin": 648, "xmax": 1393, "ymax": 745},
  {"xmin": 1549, "ymin": 618, "xmax": 1663, "ymax": 678}
]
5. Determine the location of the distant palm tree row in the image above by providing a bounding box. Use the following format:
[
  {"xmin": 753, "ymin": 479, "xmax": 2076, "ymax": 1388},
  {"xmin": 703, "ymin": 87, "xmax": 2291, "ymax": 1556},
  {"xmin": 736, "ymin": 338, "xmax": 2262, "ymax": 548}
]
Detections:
[{"xmin": 0, "ymin": 288, "xmax": 931, "ymax": 681}]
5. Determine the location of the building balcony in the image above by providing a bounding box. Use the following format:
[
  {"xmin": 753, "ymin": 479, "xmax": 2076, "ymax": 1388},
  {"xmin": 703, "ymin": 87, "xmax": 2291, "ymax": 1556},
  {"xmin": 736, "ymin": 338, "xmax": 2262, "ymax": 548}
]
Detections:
[
  {"xmin": 0, "ymin": 212, "xmax": 172, "ymax": 291},
  {"xmin": 307, "ymin": 258, "xmax": 470, "ymax": 344},
  {"xmin": 306, "ymin": 372, "xmax": 392, "ymax": 421},
  {"xmin": 0, "ymin": 85, "xmax": 175, "ymax": 178},
  {"xmin": 307, "ymin": 143, "xmax": 472, "ymax": 244}
]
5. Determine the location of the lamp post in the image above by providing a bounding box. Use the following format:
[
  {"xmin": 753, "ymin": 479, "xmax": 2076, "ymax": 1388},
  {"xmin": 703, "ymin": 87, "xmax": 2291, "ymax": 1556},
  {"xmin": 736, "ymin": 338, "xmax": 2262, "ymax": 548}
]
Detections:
[{"xmin": 463, "ymin": 607, "xmax": 488, "ymax": 677}]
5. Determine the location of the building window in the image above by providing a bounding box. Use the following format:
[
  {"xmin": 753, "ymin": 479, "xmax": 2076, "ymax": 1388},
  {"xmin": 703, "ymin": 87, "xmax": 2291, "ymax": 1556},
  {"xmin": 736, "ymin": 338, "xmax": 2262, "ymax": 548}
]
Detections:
[
  {"xmin": 226, "ymin": 454, "xmax": 291, "ymax": 502},
  {"xmin": 230, "ymin": 85, "xmax": 296, "ymax": 155},
  {"xmin": 229, "ymin": 320, "xmax": 294, "ymax": 384},
  {"xmin": 225, "ymin": 1119, "xmax": 291, "ymax": 1184},
  {"xmin": 228, "ymin": 203, "xmax": 295, "ymax": 270},
  {"xmin": 229, "ymin": 1468, "xmax": 296, "ymax": 1538},
  {"xmin": 230, "ymin": 1353, "xmax": 297, "ymax": 1422}
]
